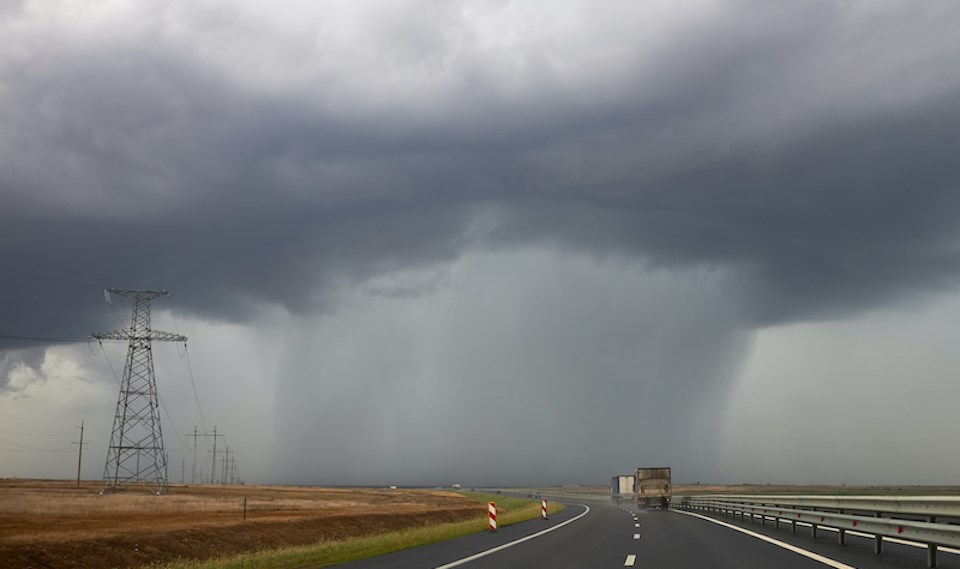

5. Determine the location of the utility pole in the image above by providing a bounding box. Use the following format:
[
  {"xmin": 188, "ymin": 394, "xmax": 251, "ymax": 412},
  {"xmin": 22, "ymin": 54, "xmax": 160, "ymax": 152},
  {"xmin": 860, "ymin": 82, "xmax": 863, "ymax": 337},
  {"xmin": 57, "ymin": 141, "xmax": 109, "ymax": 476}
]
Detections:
[
  {"xmin": 94, "ymin": 289, "xmax": 187, "ymax": 495},
  {"xmin": 222, "ymin": 447, "xmax": 233, "ymax": 486},
  {"xmin": 181, "ymin": 459, "xmax": 185, "ymax": 484},
  {"xmin": 190, "ymin": 427, "xmax": 223, "ymax": 484},
  {"xmin": 230, "ymin": 457, "xmax": 237, "ymax": 485},
  {"xmin": 210, "ymin": 426, "xmax": 223, "ymax": 484},
  {"xmin": 187, "ymin": 426, "xmax": 198, "ymax": 484},
  {"xmin": 73, "ymin": 420, "xmax": 86, "ymax": 489}
]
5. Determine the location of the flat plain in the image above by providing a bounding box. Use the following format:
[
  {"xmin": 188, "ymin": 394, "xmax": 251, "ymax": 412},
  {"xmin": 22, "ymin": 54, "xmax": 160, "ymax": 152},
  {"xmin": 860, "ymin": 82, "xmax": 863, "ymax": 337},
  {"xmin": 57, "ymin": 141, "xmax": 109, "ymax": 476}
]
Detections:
[{"xmin": 0, "ymin": 479, "xmax": 485, "ymax": 569}]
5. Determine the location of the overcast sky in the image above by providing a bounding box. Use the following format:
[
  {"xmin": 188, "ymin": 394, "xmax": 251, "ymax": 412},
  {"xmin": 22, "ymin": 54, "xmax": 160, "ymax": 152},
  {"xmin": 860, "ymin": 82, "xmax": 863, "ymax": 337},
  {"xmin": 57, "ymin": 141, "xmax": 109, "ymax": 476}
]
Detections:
[{"xmin": 3, "ymin": 0, "xmax": 960, "ymax": 487}]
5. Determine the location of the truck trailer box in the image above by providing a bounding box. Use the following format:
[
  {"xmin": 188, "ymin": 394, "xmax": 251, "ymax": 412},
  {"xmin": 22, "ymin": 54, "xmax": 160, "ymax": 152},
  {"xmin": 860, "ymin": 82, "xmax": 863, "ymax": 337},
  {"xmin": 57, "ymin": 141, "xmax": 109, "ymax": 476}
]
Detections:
[
  {"xmin": 636, "ymin": 466, "xmax": 671, "ymax": 509},
  {"xmin": 610, "ymin": 475, "xmax": 635, "ymax": 495}
]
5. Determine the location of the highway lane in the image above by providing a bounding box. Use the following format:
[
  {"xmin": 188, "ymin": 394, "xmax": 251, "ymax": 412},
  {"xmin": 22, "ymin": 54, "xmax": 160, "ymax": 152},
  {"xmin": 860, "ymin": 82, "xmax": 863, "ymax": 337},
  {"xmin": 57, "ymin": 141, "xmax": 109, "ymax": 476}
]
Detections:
[
  {"xmin": 335, "ymin": 493, "xmax": 949, "ymax": 568},
  {"xmin": 451, "ymin": 501, "xmax": 851, "ymax": 569}
]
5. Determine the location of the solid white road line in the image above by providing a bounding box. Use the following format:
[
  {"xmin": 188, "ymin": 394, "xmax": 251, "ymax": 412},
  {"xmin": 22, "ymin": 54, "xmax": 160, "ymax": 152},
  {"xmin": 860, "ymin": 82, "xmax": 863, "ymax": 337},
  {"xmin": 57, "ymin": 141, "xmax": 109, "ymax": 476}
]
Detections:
[
  {"xmin": 624, "ymin": 554, "xmax": 637, "ymax": 566},
  {"xmin": 800, "ymin": 524, "xmax": 960, "ymax": 556},
  {"xmin": 674, "ymin": 509, "xmax": 855, "ymax": 569},
  {"xmin": 739, "ymin": 518, "xmax": 960, "ymax": 556},
  {"xmin": 434, "ymin": 505, "xmax": 591, "ymax": 569}
]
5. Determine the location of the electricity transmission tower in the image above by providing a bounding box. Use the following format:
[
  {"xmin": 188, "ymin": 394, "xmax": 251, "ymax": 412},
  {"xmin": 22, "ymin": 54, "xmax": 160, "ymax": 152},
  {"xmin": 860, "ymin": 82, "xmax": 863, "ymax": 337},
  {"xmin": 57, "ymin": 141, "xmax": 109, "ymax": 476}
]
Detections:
[{"xmin": 94, "ymin": 289, "xmax": 186, "ymax": 495}]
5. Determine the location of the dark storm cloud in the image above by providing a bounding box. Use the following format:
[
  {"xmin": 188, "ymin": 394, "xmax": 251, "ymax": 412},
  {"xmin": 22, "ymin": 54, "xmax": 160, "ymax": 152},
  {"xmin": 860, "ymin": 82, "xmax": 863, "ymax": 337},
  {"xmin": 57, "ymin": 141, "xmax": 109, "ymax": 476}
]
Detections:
[
  {"xmin": 2, "ymin": 1, "xmax": 960, "ymax": 339},
  {"xmin": 490, "ymin": 94, "xmax": 960, "ymax": 324},
  {"xmin": 4, "ymin": 0, "xmax": 960, "ymax": 486}
]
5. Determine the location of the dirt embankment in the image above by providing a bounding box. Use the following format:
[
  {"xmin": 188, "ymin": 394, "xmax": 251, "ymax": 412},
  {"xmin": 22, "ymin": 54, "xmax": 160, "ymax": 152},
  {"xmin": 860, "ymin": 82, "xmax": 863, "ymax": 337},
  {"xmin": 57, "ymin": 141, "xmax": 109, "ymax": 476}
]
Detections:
[{"xmin": 0, "ymin": 480, "xmax": 484, "ymax": 569}]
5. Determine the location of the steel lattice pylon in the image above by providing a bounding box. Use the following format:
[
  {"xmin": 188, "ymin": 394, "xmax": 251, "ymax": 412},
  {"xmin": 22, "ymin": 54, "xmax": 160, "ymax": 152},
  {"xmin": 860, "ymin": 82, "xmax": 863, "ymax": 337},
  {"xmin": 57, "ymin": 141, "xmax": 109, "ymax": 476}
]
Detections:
[{"xmin": 94, "ymin": 289, "xmax": 186, "ymax": 495}]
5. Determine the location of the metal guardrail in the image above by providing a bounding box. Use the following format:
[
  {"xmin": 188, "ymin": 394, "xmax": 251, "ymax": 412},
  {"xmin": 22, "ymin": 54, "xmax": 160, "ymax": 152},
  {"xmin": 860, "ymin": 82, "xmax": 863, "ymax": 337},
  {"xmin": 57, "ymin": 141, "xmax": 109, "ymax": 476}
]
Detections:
[
  {"xmin": 684, "ymin": 495, "xmax": 960, "ymax": 518},
  {"xmin": 675, "ymin": 495, "xmax": 960, "ymax": 567}
]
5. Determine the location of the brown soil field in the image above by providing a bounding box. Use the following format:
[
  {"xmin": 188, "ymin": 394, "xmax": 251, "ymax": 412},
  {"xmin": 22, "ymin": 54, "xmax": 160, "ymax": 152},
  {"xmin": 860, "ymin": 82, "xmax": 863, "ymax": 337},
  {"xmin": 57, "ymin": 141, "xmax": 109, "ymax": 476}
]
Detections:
[{"xmin": 0, "ymin": 479, "xmax": 486, "ymax": 569}]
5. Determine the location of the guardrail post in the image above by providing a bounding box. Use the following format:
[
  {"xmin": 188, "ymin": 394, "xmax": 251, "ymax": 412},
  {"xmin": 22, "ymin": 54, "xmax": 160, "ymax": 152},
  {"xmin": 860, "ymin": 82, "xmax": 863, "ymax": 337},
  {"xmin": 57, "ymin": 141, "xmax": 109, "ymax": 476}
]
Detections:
[
  {"xmin": 874, "ymin": 512, "xmax": 883, "ymax": 554},
  {"xmin": 684, "ymin": 494, "xmax": 960, "ymax": 567}
]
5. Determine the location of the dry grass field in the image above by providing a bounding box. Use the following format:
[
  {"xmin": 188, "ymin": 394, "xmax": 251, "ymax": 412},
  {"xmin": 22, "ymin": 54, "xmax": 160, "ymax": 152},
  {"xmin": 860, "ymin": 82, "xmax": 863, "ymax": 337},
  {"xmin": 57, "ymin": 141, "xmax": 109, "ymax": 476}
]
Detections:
[{"xmin": 0, "ymin": 479, "xmax": 487, "ymax": 569}]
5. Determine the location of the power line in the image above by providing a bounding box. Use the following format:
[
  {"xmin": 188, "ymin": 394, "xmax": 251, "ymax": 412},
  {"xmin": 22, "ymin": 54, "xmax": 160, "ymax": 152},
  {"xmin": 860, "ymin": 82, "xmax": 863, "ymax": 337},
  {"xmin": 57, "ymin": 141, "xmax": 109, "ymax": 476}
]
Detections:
[
  {"xmin": 6, "ymin": 398, "xmax": 78, "ymax": 423},
  {"xmin": 108, "ymin": 295, "xmax": 129, "ymax": 330},
  {"xmin": 0, "ymin": 333, "xmax": 90, "ymax": 343},
  {"xmin": 167, "ymin": 297, "xmax": 208, "ymax": 433},
  {"xmin": 0, "ymin": 437, "xmax": 72, "ymax": 452},
  {"xmin": 0, "ymin": 428, "xmax": 75, "ymax": 437},
  {"xmin": 0, "ymin": 446, "xmax": 73, "ymax": 454},
  {"xmin": 99, "ymin": 343, "xmax": 124, "ymax": 386},
  {"xmin": 182, "ymin": 346, "xmax": 207, "ymax": 433},
  {"xmin": 157, "ymin": 393, "xmax": 189, "ymax": 452}
]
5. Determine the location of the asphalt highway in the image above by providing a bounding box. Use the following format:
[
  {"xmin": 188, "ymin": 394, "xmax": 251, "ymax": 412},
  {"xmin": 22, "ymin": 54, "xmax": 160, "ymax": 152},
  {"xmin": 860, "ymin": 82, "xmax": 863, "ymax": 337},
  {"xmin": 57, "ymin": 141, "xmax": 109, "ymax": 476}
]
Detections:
[{"xmin": 333, "ymin": 494, "xmax": 960, "ymax": 568}]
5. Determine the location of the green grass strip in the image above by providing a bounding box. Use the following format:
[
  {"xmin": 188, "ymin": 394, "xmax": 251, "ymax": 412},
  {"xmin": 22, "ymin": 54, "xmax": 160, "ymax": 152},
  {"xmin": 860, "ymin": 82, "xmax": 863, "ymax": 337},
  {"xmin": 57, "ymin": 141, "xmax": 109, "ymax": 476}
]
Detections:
[{"xmin": 153, "ymin": 493, "xmax": 566, "ymax": 569}]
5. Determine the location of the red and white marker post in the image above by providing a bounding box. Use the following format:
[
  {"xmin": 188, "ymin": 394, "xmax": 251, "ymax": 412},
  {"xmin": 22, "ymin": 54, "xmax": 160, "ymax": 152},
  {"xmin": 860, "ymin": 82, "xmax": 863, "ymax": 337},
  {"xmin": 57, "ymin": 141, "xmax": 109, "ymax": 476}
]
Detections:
[
  {"xmin": 541, "ymin": 499, "xmax": 548, "ymax": 520},
  {"xmin": 488, "ymin": 502, "xmax": 497, "ymax": 531}
]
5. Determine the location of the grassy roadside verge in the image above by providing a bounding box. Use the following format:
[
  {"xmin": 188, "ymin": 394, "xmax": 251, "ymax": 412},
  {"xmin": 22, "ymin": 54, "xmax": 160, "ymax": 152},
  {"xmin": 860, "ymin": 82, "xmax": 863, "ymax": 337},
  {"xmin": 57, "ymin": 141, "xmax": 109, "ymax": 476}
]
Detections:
[{"xmin": 153, "ymin": 493, "xmax": 566, "ymax": 569}]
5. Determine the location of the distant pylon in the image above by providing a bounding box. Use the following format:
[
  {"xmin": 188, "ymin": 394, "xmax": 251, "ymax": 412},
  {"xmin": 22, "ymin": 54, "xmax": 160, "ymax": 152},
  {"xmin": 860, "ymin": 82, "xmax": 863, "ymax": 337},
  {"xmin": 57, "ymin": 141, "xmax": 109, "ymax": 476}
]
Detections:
[{"xmin": 94, "ymin": 289, "xmax": 186, "ymax": 495}]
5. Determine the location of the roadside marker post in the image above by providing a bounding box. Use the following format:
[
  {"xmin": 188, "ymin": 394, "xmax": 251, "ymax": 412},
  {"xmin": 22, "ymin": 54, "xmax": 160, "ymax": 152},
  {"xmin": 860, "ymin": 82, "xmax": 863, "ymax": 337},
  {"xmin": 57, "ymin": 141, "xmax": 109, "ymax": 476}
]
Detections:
[
  {"xmin": 488, "ymin": 502, "xmax": 498, "ymax": 532},
  {"xmin": 541, "ymin": 499, "xmax": 548, "ymax": 520}
]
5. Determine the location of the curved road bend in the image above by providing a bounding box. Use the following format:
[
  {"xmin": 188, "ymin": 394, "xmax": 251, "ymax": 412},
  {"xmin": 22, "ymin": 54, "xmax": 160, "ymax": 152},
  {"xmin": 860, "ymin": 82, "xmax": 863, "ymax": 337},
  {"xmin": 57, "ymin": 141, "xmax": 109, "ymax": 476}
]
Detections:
[{"xmin": 332, "ymin": 494, "xmax": 950, "ymax": 568}]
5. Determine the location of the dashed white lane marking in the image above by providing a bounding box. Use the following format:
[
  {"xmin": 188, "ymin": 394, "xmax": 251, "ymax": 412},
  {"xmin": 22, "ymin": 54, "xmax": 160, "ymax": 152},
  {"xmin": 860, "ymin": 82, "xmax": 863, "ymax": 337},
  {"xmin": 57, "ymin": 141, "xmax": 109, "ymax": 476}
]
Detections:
[
  {"xmin": 624, "ymin": 554, "xmax": 637, "ymax": 566},
  {"xmin": 634, "ymin": 523, "xmax": 640, "ymax": 527},
  {"xmin": 674, "ymin": 510, "xmax": 854, "ymax": 569},
  {"xmin": 434, "ymin": 505, "xmax": 591, "ymax": 569},
  {"xmin": 633, "ymin": 533, "xmax": 640, "ymax": 539}
]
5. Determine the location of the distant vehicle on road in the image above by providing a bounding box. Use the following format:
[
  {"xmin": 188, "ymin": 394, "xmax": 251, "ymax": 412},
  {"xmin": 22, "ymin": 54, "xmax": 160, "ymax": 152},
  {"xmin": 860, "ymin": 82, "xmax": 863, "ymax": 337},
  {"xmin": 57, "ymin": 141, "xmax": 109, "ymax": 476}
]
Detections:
[
  {"xmin": 611, "ymin": 474, "xmax": 635, "ymax": 503},
  {"xmin": 636, "ymin": 467, "xmax": 671, "ymax": 509}
]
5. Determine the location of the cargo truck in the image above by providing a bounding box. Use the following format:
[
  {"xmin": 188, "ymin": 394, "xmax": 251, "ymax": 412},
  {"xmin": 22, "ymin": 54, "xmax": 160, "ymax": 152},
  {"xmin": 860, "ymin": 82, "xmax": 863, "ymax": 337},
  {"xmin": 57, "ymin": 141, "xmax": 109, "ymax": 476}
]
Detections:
[
  {"xmin": 636, "ymin": 467, "xmax": 671, "ymax": 509},
  {"xmin": 610, "ymin": 475, "xmax": 635, "ymax": 503}
]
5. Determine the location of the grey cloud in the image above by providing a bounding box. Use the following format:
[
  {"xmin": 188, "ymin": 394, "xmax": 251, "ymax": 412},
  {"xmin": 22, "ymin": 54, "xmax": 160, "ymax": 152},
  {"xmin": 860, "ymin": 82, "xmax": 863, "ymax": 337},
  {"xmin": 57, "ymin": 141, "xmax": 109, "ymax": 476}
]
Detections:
[
  {"xmin": 271, "ymin": 254, "xmax": 753, "ymax": 486},
  {"xmin": 361, "ymin": 269, "xmax": 450, "ymax": 299},
  {"xmin": 2, "ymin": 0, "xmax": 958, "ymax": 342},
  {"xmin": 0, "ymin": 348, "xmax": 45, "ymax": 394},
  {"xmin": 3, "ymin": 1, "xmax": 960, "ymax": 483}
]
